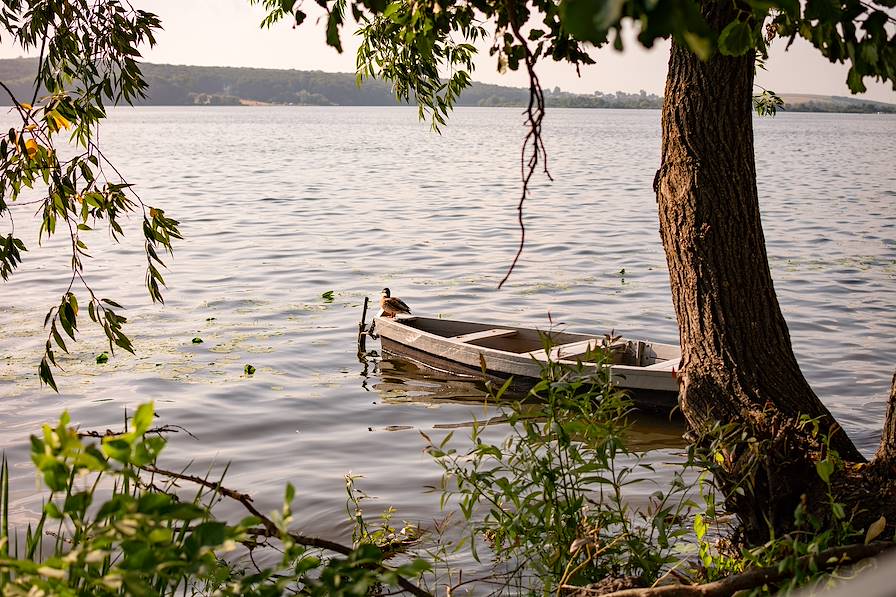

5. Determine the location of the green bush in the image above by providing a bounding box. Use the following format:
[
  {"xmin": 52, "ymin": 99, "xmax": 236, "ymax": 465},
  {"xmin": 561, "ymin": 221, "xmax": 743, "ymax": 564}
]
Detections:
[
  {"xmin": 0, "ymin": 403, "xmax": 429, "ymax": 596},
  {"xmin": 425, "ymin": 344, "xmax": 694, "ymax": 593}
]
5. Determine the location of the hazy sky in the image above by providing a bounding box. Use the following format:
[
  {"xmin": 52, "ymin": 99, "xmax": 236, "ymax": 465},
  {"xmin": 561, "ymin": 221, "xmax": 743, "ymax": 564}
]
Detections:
[{"xmin": 2, "ymin": 0, "xmax": 895, "ymax": 103}]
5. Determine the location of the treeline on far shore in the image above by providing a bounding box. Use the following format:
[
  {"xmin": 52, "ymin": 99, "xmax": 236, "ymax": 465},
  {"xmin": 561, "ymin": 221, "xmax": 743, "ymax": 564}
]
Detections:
[{"xmin": 1, "ymin": 57, "xmax": 894, "ymax": 113}]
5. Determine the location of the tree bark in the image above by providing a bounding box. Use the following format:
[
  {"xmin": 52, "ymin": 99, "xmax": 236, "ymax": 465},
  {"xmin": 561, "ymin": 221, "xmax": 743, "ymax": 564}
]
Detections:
[
  {"xmin": 874, "ymin": 372, "xmax": 896, "ymax": 464},
  {"xmin": 654, "ymin": 1, "xmax": 863, "ymax": 464}
]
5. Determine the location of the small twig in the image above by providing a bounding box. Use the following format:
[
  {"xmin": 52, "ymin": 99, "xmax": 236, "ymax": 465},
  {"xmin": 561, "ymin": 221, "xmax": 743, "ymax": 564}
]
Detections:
[
  {"xmin": 77, "ymin": 424, "xmax": 197, "ymax": 440},
  {"xmin": 31, "ymin": 25, "xmax": 48, "ymax": 107}
]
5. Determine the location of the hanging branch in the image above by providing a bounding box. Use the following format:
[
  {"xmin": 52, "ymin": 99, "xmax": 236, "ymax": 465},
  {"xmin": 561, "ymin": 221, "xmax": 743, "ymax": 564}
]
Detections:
[{"xmin": 497, "ymin": 0, "xmax": 552, "ymax": 289}]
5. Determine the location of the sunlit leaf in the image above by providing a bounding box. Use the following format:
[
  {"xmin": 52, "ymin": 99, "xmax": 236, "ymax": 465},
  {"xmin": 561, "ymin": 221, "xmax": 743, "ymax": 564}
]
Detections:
[
  {"xmin": 24, "ymin": 138, "xmax": 38, "ymax": 158},
  {"xmin": 718, "ymin": 20, "xmax": 753, "ymax": 56},
  {"xmin": 865, "ymin": 515, "xmax": 886, "ymax": 544}
]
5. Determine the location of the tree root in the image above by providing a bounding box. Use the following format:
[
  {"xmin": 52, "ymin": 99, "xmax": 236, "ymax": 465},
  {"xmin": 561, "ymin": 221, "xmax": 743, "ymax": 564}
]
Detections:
[{"xmin": 566, "ymin": 542, "xmax": 894, "ymax": 597}]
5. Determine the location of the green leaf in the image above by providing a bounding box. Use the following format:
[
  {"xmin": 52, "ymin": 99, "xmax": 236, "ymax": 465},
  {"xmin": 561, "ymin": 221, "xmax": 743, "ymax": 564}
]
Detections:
[
  {"xmin": 815, "ymin": 458, "xmax": 834, "ymax": 483},
  {"xmin": 831, "ymin": 501, "xmax": 845, "ymax": 520},
  {"xmin": 95, "ymin": 352, "xmax": 109, "ymax": 364},
  {"xmin": 718, "ymin": 21, "xmax": 753, "ymax": 56},
  {"xmin": 559, "ymin": 0, "xmax": 616, "ymax": 44},
  {"xmin": 382, "ymin": 2, "xmax": 402, "ymax": 19},
  {"xmin": 846, "ymin": 67, "xmax": 866, "ymax": 93},
  {"xmin": 187, "ymin": 521, "xmax": 229, "ymax": 551},
  {"xmin": 191, "ymin": 337, "xmax": 203, "ymax": 344},
  {"xmin": 102, "ymin": 439, "xmax": 132, "ymax": 463},
  {"xmin": 44, "ymin": 501, "xmax": 64, "ymax": 519},
  {"xmin": 694, "ymin": 513, "xmax": 707, "ymax": 540},
  {"xmin": 39, "ymin": 358, "xmax": 58, "ymax": 392},
  {"xmin": 682, "ymin": 31, "xmax": 714, "ymax": 61},
  {"xmin": 133, "ymin": 402, "xmax": 154, "ymax": 435},
  {"xmin": 52, "ymin": 327, "xmax": 68, "ymax": 354},
  {"xmin": 244, "ymin": 364, "xmax": 256, "ymax": 375}
]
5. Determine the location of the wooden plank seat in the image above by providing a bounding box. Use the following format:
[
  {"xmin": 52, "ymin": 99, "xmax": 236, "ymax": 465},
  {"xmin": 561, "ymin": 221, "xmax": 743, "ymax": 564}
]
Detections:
[
  {"xmin": 548, "ymin": 339, "xmax": 598, "ymax": 360},
  {"xmin": 452, "ymin": 328, "xmax": 518, "ymax": 343},
  {"xmin": 644, "ymin": 358, "xmax": 679, "ymax": 370},
  {"xmin": 530, "ymin": 339, "xmax": 627, "ymax": 361}
]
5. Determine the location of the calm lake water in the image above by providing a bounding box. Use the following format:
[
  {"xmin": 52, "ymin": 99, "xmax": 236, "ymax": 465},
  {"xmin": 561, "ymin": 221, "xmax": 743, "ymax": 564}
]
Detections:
[{"xmin": 1, "ymin": 106, "xmax": 894, "ymax": 573}]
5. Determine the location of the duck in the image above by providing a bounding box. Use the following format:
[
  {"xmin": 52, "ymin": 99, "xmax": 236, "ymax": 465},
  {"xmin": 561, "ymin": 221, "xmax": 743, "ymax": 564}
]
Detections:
[{"xmin": 380, "ymin": 288, "xmax": 411, "ymax": 318}]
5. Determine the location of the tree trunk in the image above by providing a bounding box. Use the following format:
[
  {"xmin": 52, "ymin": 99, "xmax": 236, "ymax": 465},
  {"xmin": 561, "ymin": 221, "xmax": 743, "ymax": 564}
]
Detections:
[
  {"xmin": 874, "ymin": 372, "xmax": 896, "ymax": 465},
  {"xmin": 654, "ymin": 2, "xmax": 863, "ymax": 464}
]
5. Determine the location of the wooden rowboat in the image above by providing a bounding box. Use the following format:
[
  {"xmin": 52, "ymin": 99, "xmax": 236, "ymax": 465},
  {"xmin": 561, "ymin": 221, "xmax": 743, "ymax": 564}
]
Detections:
[{"xmin": 373, "ymin": 316, "xmax": 681, "ymax": 413}]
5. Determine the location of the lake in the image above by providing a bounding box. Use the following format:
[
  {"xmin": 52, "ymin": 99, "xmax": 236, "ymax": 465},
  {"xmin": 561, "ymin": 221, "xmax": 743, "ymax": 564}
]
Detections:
[{"xmin": 1, "ymin": 106, "xmax": 894, "ymax": 573}]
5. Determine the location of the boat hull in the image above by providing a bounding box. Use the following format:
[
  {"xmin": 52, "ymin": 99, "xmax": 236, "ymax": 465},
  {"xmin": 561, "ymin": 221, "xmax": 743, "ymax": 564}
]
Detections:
[{"xmin": 373, "ymin": 316, "xmax": 681, "ymax": 414}]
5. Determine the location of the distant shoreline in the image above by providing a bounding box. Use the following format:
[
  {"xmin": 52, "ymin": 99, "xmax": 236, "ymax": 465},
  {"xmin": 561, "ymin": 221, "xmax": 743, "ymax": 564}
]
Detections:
[
  {"xmin": 2, "ymin": 57, "xmax": 894, "ymax": 114},
  {"xmin": 71, "ymin": 104, "xmax": 896, "ymax": 115}
]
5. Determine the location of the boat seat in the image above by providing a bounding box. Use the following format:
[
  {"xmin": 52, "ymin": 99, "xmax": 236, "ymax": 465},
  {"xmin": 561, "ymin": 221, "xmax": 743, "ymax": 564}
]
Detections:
[
  {"xmin": 452, "ymin": 328, "xmax": 518, "ymax": 343},
  {"xmin": 530, "ymin": 339, "xmax": 626, "ymax": 361},
  {"xmin": 549, "ymin": 339, "xmax": 598, "ymax": 360},
  {"xmin": 644, "ymin": 358, "xmax": 679, "ymax": 370}
]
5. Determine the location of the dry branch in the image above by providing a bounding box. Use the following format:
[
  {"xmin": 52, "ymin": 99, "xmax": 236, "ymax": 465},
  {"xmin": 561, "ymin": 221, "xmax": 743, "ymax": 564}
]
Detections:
[
  {"xmin": 140, "ymin": 464, "xmax": 433, "ymax": 597},
  {"xmin": 78, "ymin": 424, "xmax": 196, "ymax": 439}
]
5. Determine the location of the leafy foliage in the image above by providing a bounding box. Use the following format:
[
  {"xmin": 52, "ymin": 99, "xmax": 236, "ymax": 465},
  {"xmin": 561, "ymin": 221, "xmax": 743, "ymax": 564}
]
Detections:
[
  {"xmin": 344, "ymin": 474, "xmax": 423, "ymax": 553},
  {"xmin": 0, "ymin": 368, "xmax": 889, "ymax": 594},
  {"xmin": 425, "ymin": 344, "xmax": 695, "ymax": 593},
  {"xmin": 255, "ymin": 0, "xmax": 895, "ymax": 115},
  {"xmin": 0, "ymin": 2, "xmax": 180, "ymax": 390},
  {"xmin": 688, "ymin": 416, "xmax": 893, "ymax": 594},
  {"xmin": 0, "ymin": 403, "xmax": 431, "ymax": 596},
  {"xmin": 356, "ymin": 2, "xmax": 484, "ymax": 130}
]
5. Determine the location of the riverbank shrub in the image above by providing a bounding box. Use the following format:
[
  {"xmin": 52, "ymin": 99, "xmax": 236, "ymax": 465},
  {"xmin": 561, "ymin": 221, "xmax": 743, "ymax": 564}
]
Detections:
[
  {"xmin": 424, "ymin": 345, "xmax": 696, "ymax": 593},
  {"xmin": 1, "ymin": 354, "xmax": 890, "ymax": 596},
  {"xmin": 422, "ymin": 345, "xmax": 893, "ymax": 595},
  {"xmin": 0, "ymin": 403, "xmax": 430, "ymax": 595}
]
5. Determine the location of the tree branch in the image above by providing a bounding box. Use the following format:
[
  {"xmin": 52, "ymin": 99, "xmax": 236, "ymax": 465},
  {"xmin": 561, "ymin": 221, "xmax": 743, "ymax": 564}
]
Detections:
[
  {"xmin": 497, "ymin": 0, "xmax": 551, "ymax": 289},
  {"xmin": 568, "ymin": 542, "xmax": 894, "ymax": 597},
  {"xmin": 77, "ymin": 424, "xmax": 196, "ymax": 440},
  {"xmin": 139, "ymin": 464, "xmax": 433, "ymax": 597}
]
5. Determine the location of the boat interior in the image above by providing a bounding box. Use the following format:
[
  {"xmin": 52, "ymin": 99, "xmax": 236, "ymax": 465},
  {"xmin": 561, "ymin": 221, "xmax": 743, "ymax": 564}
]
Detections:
[{"xmin": 394, "ymin": 316, "xmax": 664, "ymax": 367}]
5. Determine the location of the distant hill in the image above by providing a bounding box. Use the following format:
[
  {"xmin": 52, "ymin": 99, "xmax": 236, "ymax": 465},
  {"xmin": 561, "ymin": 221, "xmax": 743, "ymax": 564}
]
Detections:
[
  {"xmin": 2, "ymin": 58, "xmax": 894, "ymax": 113},
  {"xmin": 777, "ymin": 93, "xmax": 896, "ymax": 113}
]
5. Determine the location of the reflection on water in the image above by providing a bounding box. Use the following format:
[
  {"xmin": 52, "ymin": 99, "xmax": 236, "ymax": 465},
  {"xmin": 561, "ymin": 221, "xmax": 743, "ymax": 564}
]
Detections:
[
  {"xmin": 370, "ymin": 355, "xmax": 492, "ymax": 403},
  {"xmin": 367, "ymin": 351, "xmax": 687, "ymax": 451}
]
